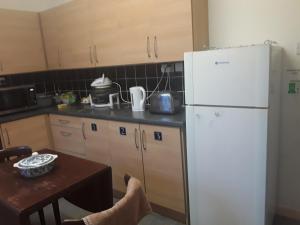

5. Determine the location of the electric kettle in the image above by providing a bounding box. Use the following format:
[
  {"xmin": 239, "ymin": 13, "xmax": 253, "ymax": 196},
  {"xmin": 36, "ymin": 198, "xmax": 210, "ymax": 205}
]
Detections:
[{"xmin": 130, "ymin": 86, "xmax": 146, "ymax": 112}]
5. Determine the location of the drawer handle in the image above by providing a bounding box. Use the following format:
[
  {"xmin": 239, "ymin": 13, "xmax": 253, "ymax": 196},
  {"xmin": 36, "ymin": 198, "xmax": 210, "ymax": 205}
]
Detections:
[
  {"xmin": 82, "ymin": 122, "xmax": 86, "ymax": 140},
  {"xmin": 89, "ymin": 46, "xmax": 94, "ymax": 64},
  {"xmin": 94, "ymin": 45, "xmax": 99, "ymax": 64},
  {"xmin": 142, "ymin": 130, "xmax": 146, "ymax": 151},
  {"xmin": 147, "ymin": 36, "xmax": 151, "ymax": 58},
  {"xmin": 134, "ymin": 128, "xmax": 139, "ymax": 150},
  {"xmin": 5, "ymin": 128, "xmax": 10, "ymax": 145},
  {"xmin": 58, "ymin": 119, "xmax": 70, "ymax": 125},
  {"xmin": 60, "ymin": 131, "xmax": 72, "ymax": 137},
  {"xmin": 58, "ymin": 48, "xmax": 62, "ymax": 67},
  {"xmin": 154, "ymin": 35, "xmax": 158, "ymax": 58}
]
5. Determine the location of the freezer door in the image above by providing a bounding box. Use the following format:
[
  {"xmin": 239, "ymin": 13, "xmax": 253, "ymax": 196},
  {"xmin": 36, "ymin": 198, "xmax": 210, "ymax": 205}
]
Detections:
[
  {"xmin": 185, "ymin": 45, "xmax": 270, "ymax": 107},
  {"xmin": 186, "ymin": 106, "xmax": 268, "ymax": 225}
]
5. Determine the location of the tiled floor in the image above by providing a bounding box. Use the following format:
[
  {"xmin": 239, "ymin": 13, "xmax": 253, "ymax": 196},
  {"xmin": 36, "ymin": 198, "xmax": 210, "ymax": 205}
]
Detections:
[
  {"xmin": 30, "ymin": 198, "xmax": 184, "ymax": 225},
  {"xmin": 29, "ymin": 199, "xmax": 300, "ymax": 225}
]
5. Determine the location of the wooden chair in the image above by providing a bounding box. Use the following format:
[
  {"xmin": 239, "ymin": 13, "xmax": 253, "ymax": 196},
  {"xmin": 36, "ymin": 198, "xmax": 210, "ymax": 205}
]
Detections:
[
  {"xmin": 0, "ymin": 146, "xmax": 61, "ymax": 225},
  {"xmin": 62, "ymin": 174, "xmax": 149, "ymax": 225},
  {"xmin": 0, "ymin": 146, "xmax": 32, "ymax": 162}
]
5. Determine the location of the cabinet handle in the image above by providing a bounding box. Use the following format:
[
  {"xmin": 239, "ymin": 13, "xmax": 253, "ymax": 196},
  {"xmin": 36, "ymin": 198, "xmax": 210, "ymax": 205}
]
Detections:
[
  {"xmin": 58, "ymin": 119, "xmax": 70, "ymax": 125},
  {"xmin": 58, "ymin": 48, "xmax": 62, "ymax": 67},
  {"xmin": 60, "ymin": 131, "xmax": 72, "ymax": 137},
  {"xmin": 82, "ymin": 122, "xmax": 86, "ymax": 140},
  {"xmin": 89, "ymin": 46, "xmax": 94, "ymax": 64},
  {"xmin": 142, "ymin": 130, "xmax": 146, "ymax": 151},
  {"xmin": 0, "ymin": 62, "xmax": 3, "ymax": 72},
  {"xmin": 94, "ymin": 45, "xmax": 99, "ymax": 64},
  {"xmin": 147, "ymin": 36, "xmax": 151, "ymax": 58},
  {"xmin": 4, "ymin": 128, "xmax": 10, "ymax": 145},
  {"xmin": 154, "ymin": 36, "xmax": 158, "ymax": 58},
  {"xmin": 134, "ymin": 128, "xmax": 139, "ymax": 149}
]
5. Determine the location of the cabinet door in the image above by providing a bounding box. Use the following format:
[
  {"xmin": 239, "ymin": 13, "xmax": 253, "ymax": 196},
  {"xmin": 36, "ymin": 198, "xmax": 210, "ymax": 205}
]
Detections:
[
  {"xmin": 149, "ymin": 0, "xmax": 193, "ymax": 62},
  {"xmin": 58, "ymin": 0, "xmax": 94, "ymax": 69},
  {"xmin": 89, "ymin": 0, "xmax": 152, "ymax": 66},
  {"xmin": 51, "ymin": 125, "xmax": 85, "ymax": 158},
  {"xmin": 83, "ymin": 118, "xmax": 111, "ymax": 165},
  {"xmin": 40, "ymin": 7, "xmax": 62, "ymax": 70},
  {"xmin": 1, "ymin": 115, "xmax": 52, "ymax": 152},
  {"xmin": 140, "ymin": 124, "xmax": 185, "ymax": 213},
  {"xmin": 0, "ymin": 9, "xmax": 46, "ymax": 75},
  {"xmin": 109, "ymin": 121, "xmax": 144, "ymax": 192}
]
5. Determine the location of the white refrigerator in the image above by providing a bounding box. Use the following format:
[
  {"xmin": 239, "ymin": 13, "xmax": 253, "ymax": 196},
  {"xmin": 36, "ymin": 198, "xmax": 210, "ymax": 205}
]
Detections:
[{"xmin": 184, "ymin": 45, "xmax": 282, "ymax": 225}]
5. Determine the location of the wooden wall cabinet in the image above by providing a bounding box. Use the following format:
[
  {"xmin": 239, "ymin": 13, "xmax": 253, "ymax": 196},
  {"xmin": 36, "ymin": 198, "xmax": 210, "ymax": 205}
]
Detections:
[
  {"xmin": 57, "ymin": 0, "xmax": 94, "ymax": 69},
  {"xmin": 40, "ymin": 0, "xmax": 208, "ymax": 68},
  {"xmin": 0, "ymin": 9, "xmax": 46, "ymax": 75},
  {"xmin": 41, "ymin": 0, "xmax": 94, "ymax": 70},
  {"xmin": 88, "ymin": 0, "xmax": 152, "ymax": 66},
  {"xmin": 0, "ymin": 115, "xmax": 52, "ymax": 151},
  {"xmin": 40, "ymin": 7, "xmax": 62, "ymax": 70}
]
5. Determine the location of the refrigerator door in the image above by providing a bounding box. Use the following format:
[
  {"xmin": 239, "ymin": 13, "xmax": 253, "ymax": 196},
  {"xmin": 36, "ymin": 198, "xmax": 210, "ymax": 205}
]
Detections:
[
  {"xmin": 184, "ymin": 45, "xmax": 270, "ymax": 108},
  {"xmin": 186, "ymin": 106, "xmax": 268, "ymax": 225}
]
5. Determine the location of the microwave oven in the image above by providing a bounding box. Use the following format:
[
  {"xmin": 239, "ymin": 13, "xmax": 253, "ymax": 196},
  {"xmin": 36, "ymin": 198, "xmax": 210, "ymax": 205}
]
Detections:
[{"xmin": 0, "ymin": 85, "xmax": 38, "ymax": 116}]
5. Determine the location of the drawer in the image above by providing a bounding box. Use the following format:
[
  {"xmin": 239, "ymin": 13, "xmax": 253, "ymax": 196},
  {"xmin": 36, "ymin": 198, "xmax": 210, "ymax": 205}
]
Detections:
[
  {"xmin": 51, "ymin": 125, "xmax": 85, "ymax": 156},
  {"xmin": 50, "ymin": 114, "xmax": 82, "ymax": 129}
]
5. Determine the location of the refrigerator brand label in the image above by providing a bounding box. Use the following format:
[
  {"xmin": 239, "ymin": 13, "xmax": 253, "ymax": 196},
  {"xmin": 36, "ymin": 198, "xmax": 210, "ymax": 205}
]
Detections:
[{"xmin": 215, "ymin": 61, "xmax": 230, "ymax": 65}]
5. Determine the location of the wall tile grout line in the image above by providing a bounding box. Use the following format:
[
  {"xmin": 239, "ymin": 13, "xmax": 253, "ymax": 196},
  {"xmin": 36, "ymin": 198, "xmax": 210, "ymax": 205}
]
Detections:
[{"xmin": 0, "ymin": 62, "xmax": 184, "ymax": 103}]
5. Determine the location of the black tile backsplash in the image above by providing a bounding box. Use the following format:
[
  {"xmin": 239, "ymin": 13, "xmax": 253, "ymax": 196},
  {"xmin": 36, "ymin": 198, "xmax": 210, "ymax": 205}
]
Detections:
[{"xmin": 0, "ymin": 62, "xmax": 185, "ymax": 103}]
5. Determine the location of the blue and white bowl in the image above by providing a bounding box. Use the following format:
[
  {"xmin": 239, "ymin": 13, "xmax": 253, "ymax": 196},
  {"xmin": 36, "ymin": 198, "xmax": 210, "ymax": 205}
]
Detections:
[{"xmin": 13, "ymin": 153, "xmax": 58, "ymax": 178}]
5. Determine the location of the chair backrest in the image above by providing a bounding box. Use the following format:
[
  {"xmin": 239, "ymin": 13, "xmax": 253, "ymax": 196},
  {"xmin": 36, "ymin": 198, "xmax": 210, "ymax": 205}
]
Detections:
[
  {"xmin": 0, "ymin": 146, "xmax": 32, "ymax": 163},
  {"xmin": 62, "ymin": 175, "xmax": 152, "ymax": 225}
]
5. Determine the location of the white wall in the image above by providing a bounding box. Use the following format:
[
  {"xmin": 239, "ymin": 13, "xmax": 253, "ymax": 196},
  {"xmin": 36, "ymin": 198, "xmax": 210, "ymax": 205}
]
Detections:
[
  {"xmin": 0, "ymin": 0, "xmax": 72, "ymax": 12},
  {"xmin": 209, "ymin": 0, "xmax": 300, "ymax": 212}
]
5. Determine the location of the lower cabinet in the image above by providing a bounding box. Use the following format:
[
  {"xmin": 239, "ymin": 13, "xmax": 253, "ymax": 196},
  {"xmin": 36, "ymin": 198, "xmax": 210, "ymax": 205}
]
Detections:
[
  {"xmin": 108, "ymin": 121, "xmax": 186, "ymax": 217},
  {"xmin": 49, "ymin": 114, "xmax": 186, "ymax": 221},
  {"xmin": 82, "ymin": 118, "xmax": 111, "ymax": 166},
  {"xmin": 0, "ymin": 115, "xmax": 52, "ymax": 151},
  {"xmin": 108, "ymin": 121, "xmax": 145, "ymax": 193},
  {"xmin": 50, "ymin": 114, "xmax": 85, "ymax": 158},
  {"xmin": 140, "ymin": 124, "xmax": 185, "ymax": 214},
  {"xmin": 51, "ymin": 125, "xmax": 85, "ymax": 157}
]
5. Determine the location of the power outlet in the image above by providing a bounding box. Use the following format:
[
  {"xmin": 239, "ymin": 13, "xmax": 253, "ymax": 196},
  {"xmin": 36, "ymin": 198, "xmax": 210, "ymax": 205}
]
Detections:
[
  {"xmin": 175, "ymin": 62, "xmax": 184, "ymax": 72},
  {"xmin": 161, "ymin": 64, "xmax": 174, "ymax": 73}
]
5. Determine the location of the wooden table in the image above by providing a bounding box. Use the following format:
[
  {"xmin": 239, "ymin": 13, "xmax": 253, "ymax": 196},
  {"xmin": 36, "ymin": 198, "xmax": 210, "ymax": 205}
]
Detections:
[{"xmin": 0, "ymin": 149, "xmax": 113, "ymax": 225}]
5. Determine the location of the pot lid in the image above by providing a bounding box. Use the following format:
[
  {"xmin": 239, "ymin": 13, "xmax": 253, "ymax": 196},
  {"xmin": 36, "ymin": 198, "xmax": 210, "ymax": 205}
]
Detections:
[
  {"xmin": 91, "ymin": 74, "xmax": 112, "ymax": 88},
  {"xmin": 14, "ymin": 153, "xmax": 58, "ymax": 169}
]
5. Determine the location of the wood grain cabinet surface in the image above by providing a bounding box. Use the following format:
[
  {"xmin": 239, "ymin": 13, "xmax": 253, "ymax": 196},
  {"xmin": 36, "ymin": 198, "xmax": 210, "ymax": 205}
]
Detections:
[
  {"xmin": 0, "ymin": 9, "xmax": 46, "ymax": 75},
  {"xmin": 0, "ymin": 115, "xmax": 52, "ymax": 151},
  {"xmin": 108, "ymin": 121, "xmax": 145, "ymax": 193},
  {"xmin": 48, "ymin": 115, "xmax": 186, "ymax": 220},
  {"xmin": 40, "ymin": 0, "xmax": 208, "ymax": 68},
  {"xmin": 140, "ymin": 124, "xmax": 185, "ymax": 213},
  {"xmin": 39, "ymin": 7, "xmax": 62, "ymax": 70},
  {"xmin": 82, "ymin": 118, "xmax": 111, "ymax": 166},
  {"xmin": 50, "ymin": 115, "xmax": 86, "ymax": 158},
  {"xmin": 88, "ymin": 0, "xmax": 152, "ymax": 66}
]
